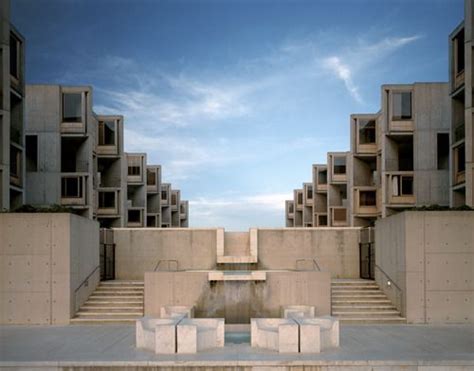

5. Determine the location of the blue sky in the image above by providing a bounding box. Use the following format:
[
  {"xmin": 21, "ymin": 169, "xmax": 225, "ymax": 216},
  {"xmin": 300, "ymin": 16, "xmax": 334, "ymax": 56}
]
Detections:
[{"xmin": 13, "ymin": 0, "xmax": 464, "ymax": 230}]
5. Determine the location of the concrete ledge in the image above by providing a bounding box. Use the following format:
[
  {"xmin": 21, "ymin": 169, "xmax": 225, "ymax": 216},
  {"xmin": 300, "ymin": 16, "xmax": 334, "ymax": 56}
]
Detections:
[
  {"xmin": 281, "ymin": 305, "xmax": 315, "ymax": 319},
  {"xmin": 208, "ymin": 271, "xmax": 266, "ymax": 281},
  {"xmin": 160, "ymin": 306, "xmax": 194, "ymax": 319}
]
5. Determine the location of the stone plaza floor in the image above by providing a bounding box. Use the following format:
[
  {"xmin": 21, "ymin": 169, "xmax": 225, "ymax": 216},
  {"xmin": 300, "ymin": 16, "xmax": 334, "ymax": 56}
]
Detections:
[{"xmin": 0, "ymin": 324, "xmax": 473, "ymax": 369}]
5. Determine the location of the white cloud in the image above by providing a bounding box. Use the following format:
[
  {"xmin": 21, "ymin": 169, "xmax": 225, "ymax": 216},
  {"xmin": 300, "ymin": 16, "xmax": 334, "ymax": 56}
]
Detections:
[
  {"xmin": 189, "ymin": 192, "xmax": 292, "ymax": 230},
  {"xmin": 322, "ymin": 56, "xmax": 363, "ymax": 103},
  {"xmin": 320, "ymin": 34, "xmax": 422, "ymax": 104}
]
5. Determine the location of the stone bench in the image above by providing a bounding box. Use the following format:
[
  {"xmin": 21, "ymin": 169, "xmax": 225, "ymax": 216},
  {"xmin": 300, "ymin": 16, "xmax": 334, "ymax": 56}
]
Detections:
[
  {"xmin": 292, "ymin": 315, "xmax": 339, "ymax": 353},
  {"xmin": 177, "ymin": 318, "xmax": 225, "ymax": 353},
  {"xmin": 136, "ymin": 315, "xmax": 185, "ymax": 354},
  {"xmin": 250, "ymin": 318, "xmax": 299, "ymax": 353}
]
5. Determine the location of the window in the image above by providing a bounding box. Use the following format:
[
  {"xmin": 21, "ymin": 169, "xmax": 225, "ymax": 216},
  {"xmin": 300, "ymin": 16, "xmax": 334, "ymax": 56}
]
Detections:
[
  {"xmin": 359, "ymin": 190, "xmax": 376, "ymax": 206},
  {"xmin": 128, "ymin": 210, "xmax": 141, "ymax": 223},
  {"xmin": 437, "ymin": 133, "xmax": 449, "ymax": 170},
  {"xmin": 392, "ymin": 92, "xmax": 412, "ymax": 120},
  {"xmin": 62, "ymin": 93, "xmax": 82, "ymax": 123},
  {"xmin": 147, "ymin": 216, "xmax": 156, "ymax": 227},
  {"xmin": 307, "ymin": 185, "xmax": 313, "ymax": 200},
  {"xmin": 401, "ymin": 177, "xmax": 413, "ymax": 196},
  {"xmin": 318, "ymin": 169, "xmax": 327, "ymax": 185},
  {"xmin": 333, "ymin": 156, "xmax": 346, "ymax": 174},
  {"xmin": 147, "ymin": 169, "xmax": 156, "ymax": 185},
  {"xmin": 128, "ymin": 166, "xmax": 140, "ymax": 176},
  {"xmin": 455, "ymin": 29, "xmax": 465, "ymax": 75},
  {"xmin": 333, "ymin": 208, "xmax": 347, "ymax": 222},
  {"xmin": 171, "ymin": 193, "xmax": 177, "ymax": 205},
  {"xmin": 180, "ymin": 203, "xmax": 186, "ymax": 213},
  {"xmin": 9, "ymin": 146, "xmax": 20, "ymax": 178},
  {"xmin": 61, "ymin": 177, "xmax": 82, "ymax": 198},
  {"xmin": 297, "ymin": 192, "xmax": 303, "ymax": 205},
  {"xmin": 358, "ymin": 119, "xmax": 376, "ymax": 144},
  {"xmin": 10, "ymin": 33, "xmax": 20, "ymax": 79},
  {"xmin": 392, "ymin": 175, "xmax": 414, "ymax": 196},
  {"xmin": 318, "ymin": 215, "xmax": 328, "ymax": 226},
  {"xmin": 161, "ymin": 190, "xmax": 167, "ymax": 200},
  {"xmin": 99, "ymin": 191, "xmax": 115, "ymax": 208},
  {"xmin": 288, "ymin": 203, "xmax": 294, "ymax": 213},
  {"xmin": 25, "ymin": 135, "xmax": 38, "ymax": 172},
  {"xmin": 456, "ymin": 143, "xmax": 466, "ymax": 172},
  {"xmin": 98, "ymin": 120, "xmax": 116, "ymax": 146}
]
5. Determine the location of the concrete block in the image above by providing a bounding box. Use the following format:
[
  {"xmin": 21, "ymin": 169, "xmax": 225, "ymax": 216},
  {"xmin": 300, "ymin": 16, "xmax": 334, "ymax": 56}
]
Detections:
[
  {"xmin": 136, "ymin": 316, "xmax": 183, "ymax": 354},
  {"xmin": 251, "ymin": 318, "xmax": 299, "ymax": 353},
  {"xmin": 294, "ymin": 315, "xmax": 339, "ymax": 350},
  {"xmin": 177, "ymin": 318, "xmax": 225, "ymax": 353},
  {"xmin": 298, "ymin": 322, "xmax": 321, "ymax": 353}
]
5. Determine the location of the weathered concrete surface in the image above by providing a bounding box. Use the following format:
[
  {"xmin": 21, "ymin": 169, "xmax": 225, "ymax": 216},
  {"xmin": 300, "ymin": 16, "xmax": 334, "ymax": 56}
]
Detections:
[
  {"xmin": 0, "ymin": 213, "xmax": 99, "ymax": 325},
  {"xmin": 375, "ymin": 211, "xmax": 474, "ymax": 324},
  {"xmin": 0, "ymin": 324, "xmax": 473, "ymax": 369},
  {"xmin": 257, "ymin": 228, "xmax": 360, "ymax": 278},
  {"xmin": 114, "ymin": 228, "xmax": 219, "ymax": 280},
  {"xmin": 145, "ymin": 270, "xmax": 330, "ymax": 324}
]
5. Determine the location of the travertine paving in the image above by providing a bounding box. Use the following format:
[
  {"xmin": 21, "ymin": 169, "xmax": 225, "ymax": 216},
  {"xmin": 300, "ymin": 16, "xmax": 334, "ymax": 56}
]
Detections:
[{"xmin": 0, "ymin": 324, "xmax": 473, "ymax": 368}]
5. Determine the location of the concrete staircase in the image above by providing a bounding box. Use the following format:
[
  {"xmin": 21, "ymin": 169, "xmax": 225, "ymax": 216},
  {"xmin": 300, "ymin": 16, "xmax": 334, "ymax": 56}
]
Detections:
[
  {"xmin": 71, "ymin": 281, "xmax": 144, "ymax": 324},
  {"xmin": 331, "ymin": 279, "xmax": 406, "ymax": 324}
]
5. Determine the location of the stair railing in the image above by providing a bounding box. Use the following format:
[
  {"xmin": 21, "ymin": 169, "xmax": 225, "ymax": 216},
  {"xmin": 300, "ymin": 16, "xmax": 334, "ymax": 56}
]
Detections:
[
  {"xmin": 154, "ymin": 259, "xmax": 179, "ymax": 271},
  {"xmin": 374, "ymin": 264, "xmax": 403, "ymax": 312},
  {"xmin": 73, "ymin": 265, "xmax": 100, "ymax": 312}
]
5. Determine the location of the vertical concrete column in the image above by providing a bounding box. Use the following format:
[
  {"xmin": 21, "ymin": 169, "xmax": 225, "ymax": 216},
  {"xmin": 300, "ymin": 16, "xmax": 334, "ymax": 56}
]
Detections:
[{"xmin": 249, "ymin": 228, "xmax": 258, "ymax": 262}]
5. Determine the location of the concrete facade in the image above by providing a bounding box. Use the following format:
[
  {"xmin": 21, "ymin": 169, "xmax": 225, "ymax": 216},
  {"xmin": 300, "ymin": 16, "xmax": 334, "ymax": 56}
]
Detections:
[
  {"xmin": 97, "ymin": 115, "xmax": 127, "ymax": 228},
  {"xmin": 25, "ymin": 85, "xmax": 98, "ymax": 219},
  {"xmin": 113, "ymin": 227, "xmax": 359, "ymax": 280},
  {"xmin": 145, "ymin": 270, "xmax": 331, "ymax": 324},
  {"xmin": 286, "ymin": 83, "xmax": 450, "ymax": 227},
  {"xmin": 450, "ymin": 0, "xmax": 474, "ymax": 207},
  {"xmin": 126, "ymin": 152, "xmax": 147, "ymax": 227},
  {"xmin": 375, "ymin": 211, "xmax": 474, "ymax": 324},
  {"xmin": 0, "ymin": 213, "xmax": 99, "ymax": 324},
  {"xmin": 0, "ymin": 0, "xmax": 25, "ymax": 211},
  {"xmin": 146, "ymin": 165, "xmax": 162, "ymax": 227}
]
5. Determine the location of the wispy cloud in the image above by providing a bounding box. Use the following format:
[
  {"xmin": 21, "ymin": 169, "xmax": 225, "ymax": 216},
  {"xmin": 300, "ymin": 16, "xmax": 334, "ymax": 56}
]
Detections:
[
  {"xmin": 322, "ymin": 56, "xmax": 362, "ymax": 103},
  {"xmin": 320, "ymin": 34, "xmax": 422, "ymax": 103}
]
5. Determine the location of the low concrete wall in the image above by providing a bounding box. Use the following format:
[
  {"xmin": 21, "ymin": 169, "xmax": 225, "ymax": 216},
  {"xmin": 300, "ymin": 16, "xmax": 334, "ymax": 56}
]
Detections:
[
  {"xmin": 0, "ymin": 213, "xmax": 99, "ymax": 325},
  {"xmin": 145, "ymin": 270, "xmax": 331, "ymax": 324},
  {"xmin": 114, "ymin": 228, "xmax": 218, "ymax": 280},
  {"xmin": 375, "ymin": 211, "xmax": 474, "ymax": 324},
  {"xmin": 257, "ymin": 228, "xmax": 360, "ymax": 278}
]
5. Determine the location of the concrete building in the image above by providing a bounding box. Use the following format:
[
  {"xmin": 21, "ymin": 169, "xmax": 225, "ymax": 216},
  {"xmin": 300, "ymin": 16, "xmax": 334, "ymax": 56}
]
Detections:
[
  {"xmin": 327, "ymin": 152, "xmax": 350, "ymax": 227},
  {"xmin": 380, "ymin": 83, "xmax": 450, "ymax": 217},
  {"xmin": 170, "ymin": 188, "xmax": 181, "ymax": 227},
  {"xmin": 126, "ymin": 152, "xmax": 147, "ymax": 227},
  {"xmin": 285, "ymin": 200, "xmax": 295, "ymax": 227},
  {"xmin": 179, "ymin": 200, "xmax": 189, "ymax": 227},
  {"xmin": 160, "ymin": 182, "xmax": 171, "ymax": 227},
  {"xmin": 302, "ymin": 182, "xmax": 313, "ymax": 227},
  {"xmin": 312, "ymin": 164, "xmax": 328, "ymax": 226},
  {"xmin": 146, "ymin": 165, "xmax": 161, "ymax": 227},
  {"xmin": 97, "ymin": 115, "xmax": 127, "ymax": 228},
  {"xmin": 348, "ymin": 113, "xmax": 381, "ymax": 227},
  {"xmin": 25, "ymin": 85, "xmax": 98, "ymax": 219},
  {"xmin": 0, "ymin": 0, "xmax": 25, "ymax": 211},
  {"xmin": 450, "ymin": 0, "xmax": 474, "ymax": 207}
]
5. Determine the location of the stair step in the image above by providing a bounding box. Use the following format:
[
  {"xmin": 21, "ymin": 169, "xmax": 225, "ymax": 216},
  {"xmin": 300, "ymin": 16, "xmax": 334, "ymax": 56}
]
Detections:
[
  {"xmin": 76, "ymin": 311, "xmax": 143, "ymax": 316},
  {"xmin": 80, "ymin": 306, "xmax": 144, "ymax": 312},
  {"xmin": 99, "ymin": 281, "xmax": 144, "ymax": 285},
  {"xmin": 338, "ymin": 317, "xmax": 406, "ymax": 324},
  {"xmin": 90, "ymin": 291, "xmax": 143, "ymax": 295},
  {"xmin": 71, "ymin": 317, "xmax": 139, "ymax": 323},
  {"xmin": 332, "ymin": 311, "xmax": 402, "ymax": 317},
  {"xmin": 332, "ymin": 305, "xmax": 396, "ymax": 311},
  {"xmin": 89, "ymin": 295, "xmax": 143, "ymax": 299},
  {"xmin": 83, "ymin": 301, "xmax": 143, "ymax": 306}
]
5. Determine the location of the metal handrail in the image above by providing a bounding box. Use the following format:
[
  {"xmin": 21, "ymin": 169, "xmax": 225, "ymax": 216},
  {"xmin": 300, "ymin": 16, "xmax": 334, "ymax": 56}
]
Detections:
[
  {"xmin": 295, "ymin": 259, "xmax": 321, "ymax": 271},
  {"xmin": 74, "ymin": 265, "xmax": 100, "ymax": 293},
  {"xmin": 154, "ymin": 259, "xmax": 179, "ymax": 272},
  {"xmin": 374, "ymin": 264, "xmax": 402, "ymax": 292}
]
